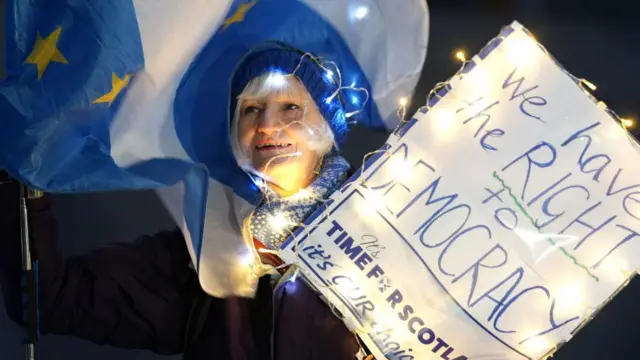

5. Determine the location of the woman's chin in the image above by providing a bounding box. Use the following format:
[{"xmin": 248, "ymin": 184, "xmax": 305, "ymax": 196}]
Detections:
[
  {"xmin": 258, "ymin": 166, "xmax": 291, "ymax": 183},
  {"xmin": 258, "ymin": 164, "xmax": 308, "ymax": 192},
  {"xmin": 265, "ymin": 179, "xmax": 304, "ymax": 197},
  {"xmin": 256, "ymin": 157, "xmax": 297, "ymax": 175}
]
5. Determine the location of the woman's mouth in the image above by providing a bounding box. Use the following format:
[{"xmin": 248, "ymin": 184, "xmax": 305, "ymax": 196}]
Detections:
[{"xmin": 255, "ymin": 143, "xmax": 293, "ymax": 152}]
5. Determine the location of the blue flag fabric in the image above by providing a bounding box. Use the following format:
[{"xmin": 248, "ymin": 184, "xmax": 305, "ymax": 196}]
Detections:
[
  {"xmin": 1, "ymin": 0, "xmax": 149, "ymax": 191},
  {"xmin": 0, "ymin": 0, "xmax": 429, "ymax": 297}
]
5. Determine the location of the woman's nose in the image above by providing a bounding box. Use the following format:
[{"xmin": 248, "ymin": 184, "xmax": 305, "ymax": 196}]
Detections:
[{"xmin": 257, "ymin": 108, "xmax": 283, "ymax": 134}]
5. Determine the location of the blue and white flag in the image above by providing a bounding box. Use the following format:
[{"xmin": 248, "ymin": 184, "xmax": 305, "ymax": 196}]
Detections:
[{"xmin": 0, "ymin": 0, "xmax": 429, "ymax": 296}]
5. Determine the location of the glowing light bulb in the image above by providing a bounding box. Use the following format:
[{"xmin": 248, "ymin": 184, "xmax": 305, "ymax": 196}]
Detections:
[
  {"xmin": 368, "ymin": 191, "xmax": 383, "ymax": 208},
  {"xmin": 324, "ymin": 70, "xmax": 335, "ymax": 83},
  {"xmin": 455, "ymin": 50, "xmax": 466, "ymax": 62},
  {"xmin": 289, "ymin": 269, "xmax": 299, "ymax": 283},
  {"xmin": 522, "ymin": 335, "xmax": 550, "ymax": 354},
  {"xmin": 622, "ymin": 118, "xmax": 635, "ymax": 128},
  {"xmin": 432, "ymin": 108, "xmax": 456, "ymax": 132},
  {"xmin": 506, "ymin": 37, "xmax": 537, "ymax": 66},
  {"xmin": 554, "ymin": 285, "xmax": 584, "ymax": 312},
  {"xmin": 468, "ymin": 68, "xmax": 491, "ymax": 94},
  {"xmin": 265, "ymin": 73, "xmax": 287, "ymax": 88},
  {"xmin": 399, "ymin": 97, "xmax": 408, "ymax": 107},
  {"xmin": 581, "ymin": 79, "xmax": 597, "ymax": 91},
  {"xmin": 240, "ymin": 250, "xmax": 255, "ymax": 265},
  {"xmin": 269, "ymin": 213, "xmax": 290, "ymax": 232},
  {"xmin": 351, "ymin": 5, "xmax": 368, "ymax": 20},
  {"xmin": 362, "ymin": 188, "xmax": 384, "ymax": 217},
  {"xmin": 325, "ymin": 91, "xmax": 338, "ymax": 104},
  {"xmin": 387, "ymin": 156, "xmax": 412, "ymax": 182}
]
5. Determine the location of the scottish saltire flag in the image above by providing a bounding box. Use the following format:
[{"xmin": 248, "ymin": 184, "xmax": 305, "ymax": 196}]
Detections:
[{"xmin": 0, "ymin": 0, "xmax": 429, "ymax": 297}]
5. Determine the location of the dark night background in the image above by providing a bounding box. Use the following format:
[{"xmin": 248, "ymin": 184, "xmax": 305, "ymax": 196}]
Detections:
[{"xmin": 1, "ymin": 0, "xmax": 639, "ymax": 359}]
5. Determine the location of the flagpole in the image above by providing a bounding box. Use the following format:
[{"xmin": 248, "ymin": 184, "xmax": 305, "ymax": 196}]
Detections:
[{"xmin": 19, "ymin": 184, "xmax": 41, "ymax": 360}]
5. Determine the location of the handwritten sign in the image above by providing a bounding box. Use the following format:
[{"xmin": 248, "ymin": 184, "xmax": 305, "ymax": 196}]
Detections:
[{"xmin": 280, "ymin": 21, "xmax": 640, "ymax": 360}]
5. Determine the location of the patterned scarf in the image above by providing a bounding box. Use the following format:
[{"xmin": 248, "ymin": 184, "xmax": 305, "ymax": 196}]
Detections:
[{"xmin": 250, "ymin": 155, "xmax": 350, "ymax": 249}]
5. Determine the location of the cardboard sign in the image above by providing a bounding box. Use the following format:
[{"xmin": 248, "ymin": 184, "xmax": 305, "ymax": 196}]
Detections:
[{"xmin": 280, "ymin": 21, "xmax": 640, "ymax": 360}]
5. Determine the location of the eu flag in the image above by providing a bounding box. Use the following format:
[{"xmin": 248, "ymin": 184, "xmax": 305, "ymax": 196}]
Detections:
[
  {"xmin": 0, "ymin": 0, "xmax": 150, "ymax": 191},
  {"xmin": 0, "ymin": 0, "xmax": 429, "ymax": 297}
]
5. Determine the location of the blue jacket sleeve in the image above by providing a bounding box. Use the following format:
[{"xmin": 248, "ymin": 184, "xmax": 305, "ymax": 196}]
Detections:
[{"xmin": 0, "ymin": 181, "xmax": 198, "ymax": 355}]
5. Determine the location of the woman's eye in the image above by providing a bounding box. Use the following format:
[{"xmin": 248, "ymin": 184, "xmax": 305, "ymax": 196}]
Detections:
[
  {"xmin": 243, "ymin": 106, "xmax": 260, "ymax": 115},
  {"xmin": 283, "ymin": 103, "xmax": 300, "ymax": 111}
]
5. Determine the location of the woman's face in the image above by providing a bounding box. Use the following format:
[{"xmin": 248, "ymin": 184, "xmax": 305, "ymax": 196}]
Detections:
[{"xmin": 236, "ymin": 76, "xmax": 329, "ymax": 195}]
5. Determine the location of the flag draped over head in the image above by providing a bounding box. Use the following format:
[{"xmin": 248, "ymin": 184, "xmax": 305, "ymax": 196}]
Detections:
[{"xmin": 0, "ymin": 0, "xmax": 430, "ymax": 297}]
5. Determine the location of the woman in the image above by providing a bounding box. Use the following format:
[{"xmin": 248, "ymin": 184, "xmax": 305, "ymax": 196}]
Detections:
[{"xmin": 0, "ymin": 44, "xmax": 374, "ymax": 359}]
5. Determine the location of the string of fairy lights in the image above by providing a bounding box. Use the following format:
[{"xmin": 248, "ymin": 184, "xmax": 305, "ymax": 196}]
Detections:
[
  {"xmin": 240, "ymin": 23, "xmax": 640, "ymax": 360},
  {"xmin": 235, "ymin": 50, "xmax": 375, "ymax": 283},
  {"xmin": 399, "ymin": 27, "xmax": 639, "ymax": 360}
]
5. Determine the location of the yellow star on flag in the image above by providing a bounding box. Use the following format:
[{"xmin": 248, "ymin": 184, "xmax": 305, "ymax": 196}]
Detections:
[
  {"xmin": 221, "ymin": 0, "xmax": 258, "ymax": 31},
  {"xmin": 24, "ymin": 27, "xmax": 68, "ymax": 80},
  {"xmin": 92, "ymin": 72, "xmax": 132, "ymax": 106}
]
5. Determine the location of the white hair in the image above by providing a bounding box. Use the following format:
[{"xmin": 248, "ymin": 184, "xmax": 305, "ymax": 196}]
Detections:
[{"xmin": 230, "ymin": 72, "xmax": 336, "ymax": 171}]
